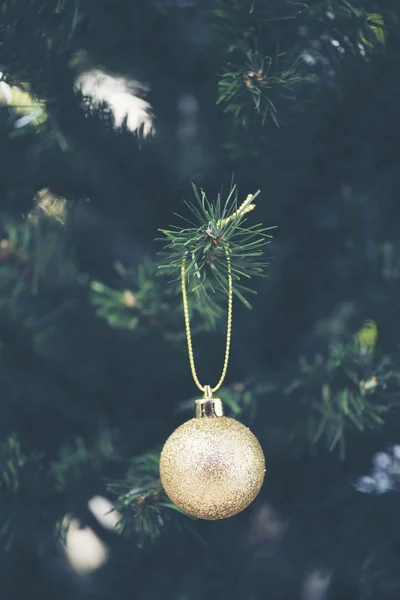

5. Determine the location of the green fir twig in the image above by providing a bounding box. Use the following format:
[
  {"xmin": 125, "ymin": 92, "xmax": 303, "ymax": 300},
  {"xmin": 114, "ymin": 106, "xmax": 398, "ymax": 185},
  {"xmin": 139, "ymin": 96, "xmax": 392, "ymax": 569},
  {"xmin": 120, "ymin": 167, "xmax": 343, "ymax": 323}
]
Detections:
[
  {"xmin": 107, "ymin": 453, "xmax": 190, "ymax": 546},
  {"xmin": 284, "ymin": 331, "xmax": 400, "ymax": 457},
  {"xmin": 158, "ymin": 183, "xmax": 274, "ymax": 308}
]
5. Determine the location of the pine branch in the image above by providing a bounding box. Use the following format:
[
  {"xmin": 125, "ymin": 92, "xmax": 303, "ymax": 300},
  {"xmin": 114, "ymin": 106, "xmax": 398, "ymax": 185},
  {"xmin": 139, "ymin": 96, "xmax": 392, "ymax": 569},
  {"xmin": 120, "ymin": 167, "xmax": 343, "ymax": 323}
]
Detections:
[
  {"xmin": 158, "ymin": 183, "xmax": 274, "ymax": 308},
  {"xmin": 214, "ymin": 0, "xmax": 395, "ymax": 131},
  {"xmin": 282, "ymin": 322, "xmax": 400, "ymax": 457},
  {"xmin": 91, "ymin": 257, "xmax": 225, "ymax": 333},
  {"xmin": 217, "ymin": 50, "xmax": 313, "ymax": 129},
  {"xmin": 107, "ymin": 453, "xmax": 189, "ymax": 546}
]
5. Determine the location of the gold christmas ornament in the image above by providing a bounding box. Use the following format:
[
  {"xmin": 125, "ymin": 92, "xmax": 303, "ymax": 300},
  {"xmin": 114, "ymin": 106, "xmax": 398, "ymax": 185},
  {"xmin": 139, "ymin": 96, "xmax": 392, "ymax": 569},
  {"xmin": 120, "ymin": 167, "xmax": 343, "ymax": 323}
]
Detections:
[
  {"xmin": 160, "ymin": 395, "xmax": 265, "ymax": 520},
  {"xmin": 160, "ymin": 244, "xmax": 266, "ymax": 520}
]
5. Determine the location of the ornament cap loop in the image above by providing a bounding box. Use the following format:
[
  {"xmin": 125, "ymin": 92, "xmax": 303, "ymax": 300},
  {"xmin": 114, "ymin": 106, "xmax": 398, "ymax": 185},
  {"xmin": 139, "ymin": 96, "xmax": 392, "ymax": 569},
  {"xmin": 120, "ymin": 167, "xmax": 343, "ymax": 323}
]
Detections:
[
  {"xmin": 195, "ymin": 397, "xmax": 224, "ymax": 418},
  {"xmin": 203, "ymin": 385, "xmax": 212, "ymax": 399}
]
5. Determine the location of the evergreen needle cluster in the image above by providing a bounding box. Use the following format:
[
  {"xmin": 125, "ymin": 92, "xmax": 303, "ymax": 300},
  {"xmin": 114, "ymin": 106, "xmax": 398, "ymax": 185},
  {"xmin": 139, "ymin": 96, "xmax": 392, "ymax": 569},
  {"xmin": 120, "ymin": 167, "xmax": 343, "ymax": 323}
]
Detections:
[{"xmin": 158, "ymin": 183, "xmax": 274, "ymax": 308}]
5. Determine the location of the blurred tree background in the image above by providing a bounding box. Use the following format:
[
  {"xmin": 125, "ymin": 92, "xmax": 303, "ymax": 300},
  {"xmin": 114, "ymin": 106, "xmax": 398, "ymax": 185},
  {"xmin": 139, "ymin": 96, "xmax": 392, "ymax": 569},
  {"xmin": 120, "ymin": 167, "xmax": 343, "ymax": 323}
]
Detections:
[{"xmin": 2, "ymin": 1, "xmax": 400, "ymax": 599}]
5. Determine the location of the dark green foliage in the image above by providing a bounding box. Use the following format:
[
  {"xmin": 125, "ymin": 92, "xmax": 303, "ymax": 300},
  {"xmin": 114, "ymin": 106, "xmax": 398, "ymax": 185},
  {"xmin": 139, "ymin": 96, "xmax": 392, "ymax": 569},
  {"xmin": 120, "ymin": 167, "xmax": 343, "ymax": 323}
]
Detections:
[
  {"xmin": 107, "ymin": 453, "xmax": 188, "ymax": 546},
  {"xmin": 0, "ymin": 0, "xmax": 75, "ymax": 94},
  {"xmin": 1, "ymin": 1, "xmax": 400, "ymax": 599},
  {"xmin": 217, "ymin": 50, "xmax": 309, "ymax": 128},
  {"xmin": 214, "ymin": 0, "xmax": 396, "ymax": 139},
  {"xmin": 91, "ymin": 258, "xmax": 225, "ymax": 333},
  {"xmin": 285, "ymin": 338, "xmax": 400, "ymax": 455},
  {"xmin": 0, "ymin": 432, "xmax": 115, "ymax": 554}
]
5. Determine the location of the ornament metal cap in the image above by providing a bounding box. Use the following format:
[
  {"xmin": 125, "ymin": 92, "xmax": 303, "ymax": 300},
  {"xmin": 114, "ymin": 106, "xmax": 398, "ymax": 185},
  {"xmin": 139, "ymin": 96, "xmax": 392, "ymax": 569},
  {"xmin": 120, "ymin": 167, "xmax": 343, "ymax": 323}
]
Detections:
[{"xmin": 195, "ymin": 385, "xmax": 224, "ymax": 418}]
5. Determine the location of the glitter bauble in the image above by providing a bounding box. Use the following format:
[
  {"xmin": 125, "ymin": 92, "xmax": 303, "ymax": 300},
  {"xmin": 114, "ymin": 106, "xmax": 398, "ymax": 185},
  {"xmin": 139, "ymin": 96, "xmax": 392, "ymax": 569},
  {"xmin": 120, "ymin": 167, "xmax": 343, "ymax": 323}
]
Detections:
[{"xmin": 160, "ymin": 397, "xmax": 265, "ymax": 520}]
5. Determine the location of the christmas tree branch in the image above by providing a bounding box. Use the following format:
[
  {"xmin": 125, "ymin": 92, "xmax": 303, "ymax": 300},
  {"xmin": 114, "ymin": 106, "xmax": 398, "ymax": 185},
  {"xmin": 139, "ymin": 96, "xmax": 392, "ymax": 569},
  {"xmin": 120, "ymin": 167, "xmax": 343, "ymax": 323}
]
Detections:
[
  {"xmin": 106, "ymin": 452, "xmax": 191, "ymax": 546},
  {"xmin": 91, "ymin": 258, "xmax": 225, "ymax": 334},
  {"xmin": 214, "ymin": 0, "xmax": 391, "ymax": 130},
  {"xmin": 158, "ymin": 183, "xmax": 274, "ymax": 308}
]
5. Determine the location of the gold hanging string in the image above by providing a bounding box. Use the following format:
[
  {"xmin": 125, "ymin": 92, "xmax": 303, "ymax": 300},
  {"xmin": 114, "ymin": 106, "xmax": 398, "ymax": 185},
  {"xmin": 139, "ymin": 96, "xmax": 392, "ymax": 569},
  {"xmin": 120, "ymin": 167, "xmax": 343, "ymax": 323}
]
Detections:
[
  {"xmin": 181, "ymin": 247, "xmax": 233, "ymax": 396},
  {"xmin": 217, "ymin": 194, "xmax": 256, "ymax": 228}
]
